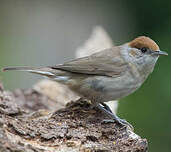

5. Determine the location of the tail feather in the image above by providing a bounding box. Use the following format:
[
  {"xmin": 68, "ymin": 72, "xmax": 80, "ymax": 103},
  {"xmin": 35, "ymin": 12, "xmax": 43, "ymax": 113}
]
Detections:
[
  {"xmin": 2, "ymin": 66, "xmax": 55, "ymax": 77},
  {"xmin": 3, "ymin": 66, "xmax": 36, "ymax": 71}
]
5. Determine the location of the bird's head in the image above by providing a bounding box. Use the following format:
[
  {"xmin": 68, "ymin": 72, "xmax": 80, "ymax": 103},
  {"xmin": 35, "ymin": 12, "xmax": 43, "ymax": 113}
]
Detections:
[
  {"xmin": 121, "ymin": 36, "xmax": 168, "ymax": 80},
  {"xmin": 128, "ymin": 36, "xmax": 168, "ymax": 57}
]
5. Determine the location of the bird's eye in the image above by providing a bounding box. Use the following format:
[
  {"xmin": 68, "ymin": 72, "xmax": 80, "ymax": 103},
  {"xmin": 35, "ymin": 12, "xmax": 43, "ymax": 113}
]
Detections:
[{"xmin": 140, "ymin": 47, "xmax": 148, "ymax": 53}]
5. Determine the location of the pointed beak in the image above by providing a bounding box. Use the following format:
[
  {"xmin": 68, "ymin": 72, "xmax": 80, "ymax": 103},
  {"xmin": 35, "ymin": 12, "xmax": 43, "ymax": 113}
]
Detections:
[{"xmin": 152, "ymin": 50, "xmax": 168, "ymax": 56}]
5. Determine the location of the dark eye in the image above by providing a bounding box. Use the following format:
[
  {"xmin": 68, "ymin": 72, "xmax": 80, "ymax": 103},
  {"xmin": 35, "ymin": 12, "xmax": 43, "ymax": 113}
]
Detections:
[{"xmin": 140, "ymin": 47, "xmax": 148, "ymax": 53}]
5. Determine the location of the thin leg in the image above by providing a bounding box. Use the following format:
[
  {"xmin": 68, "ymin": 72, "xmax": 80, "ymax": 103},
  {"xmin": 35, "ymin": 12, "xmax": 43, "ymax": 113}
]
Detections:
[
  {"xmin": 96, "ymin": 104, "xmax": 133, "ymax": 130},
  {"xmin": 101, "ymin": 103, "xmax": 113, "ymax": 114}
]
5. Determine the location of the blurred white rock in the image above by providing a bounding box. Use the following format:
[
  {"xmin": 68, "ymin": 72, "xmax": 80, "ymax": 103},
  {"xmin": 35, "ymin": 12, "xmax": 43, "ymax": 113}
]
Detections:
[{"xmin": 76, "ymin": 26, "xmax": 114, "ymax": 57}]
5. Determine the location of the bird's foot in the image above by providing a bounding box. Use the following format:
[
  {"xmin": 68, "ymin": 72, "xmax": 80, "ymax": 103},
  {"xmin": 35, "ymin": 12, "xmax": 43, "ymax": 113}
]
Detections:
[
  {"xmin": 97, "ymin": 103, "xmax": 134, "ymax": 131},
  {"xmin": 102, "ymin": 118, "xmax": 134, "ymax": 131}
]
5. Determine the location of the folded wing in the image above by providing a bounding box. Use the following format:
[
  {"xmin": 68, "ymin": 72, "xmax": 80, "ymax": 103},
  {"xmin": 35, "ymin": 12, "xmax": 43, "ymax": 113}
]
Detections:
[{"xmin": 51, "ymin": 47, "xmax": 127, "ymax": 77}]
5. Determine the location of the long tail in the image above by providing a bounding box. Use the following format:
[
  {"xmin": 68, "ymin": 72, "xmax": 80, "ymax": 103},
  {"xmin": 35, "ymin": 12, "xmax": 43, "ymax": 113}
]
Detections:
[{"xmin": 2, "ymin": 66, "xmax": 55, "ymax": 77}]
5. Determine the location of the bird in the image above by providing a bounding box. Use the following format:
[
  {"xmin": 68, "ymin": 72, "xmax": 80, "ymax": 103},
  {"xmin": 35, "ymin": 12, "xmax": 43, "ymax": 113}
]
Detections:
[{"xmin": 2, "ymin": 36, "xmax": 168, "ymax": 128}]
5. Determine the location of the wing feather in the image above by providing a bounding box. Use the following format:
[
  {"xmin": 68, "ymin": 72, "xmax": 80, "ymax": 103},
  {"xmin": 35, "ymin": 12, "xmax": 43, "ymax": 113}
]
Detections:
[{"xmin": 51, "ymin": 47, "xmax": 128, "ymax": 77}]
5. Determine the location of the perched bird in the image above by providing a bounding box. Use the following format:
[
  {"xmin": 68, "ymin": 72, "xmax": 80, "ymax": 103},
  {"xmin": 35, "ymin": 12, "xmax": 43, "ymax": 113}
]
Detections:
[{"xmin": 2, "ymin": 36, "xmax": 168, "ymax": 128}]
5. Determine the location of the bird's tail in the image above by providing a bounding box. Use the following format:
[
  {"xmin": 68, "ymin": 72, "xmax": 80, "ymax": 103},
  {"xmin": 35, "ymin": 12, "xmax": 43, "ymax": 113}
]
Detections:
[{"xmin": 2, "ymin": 66, "xmax": 55, "ymax": 77}]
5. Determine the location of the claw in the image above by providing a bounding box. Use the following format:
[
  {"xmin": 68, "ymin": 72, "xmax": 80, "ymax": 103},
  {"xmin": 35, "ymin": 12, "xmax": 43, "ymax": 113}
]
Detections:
[
  {"xmin": 97, "ymin": 104, "xmax": 134, "ymax": 131},
  {"xmin": 102, "ymin": 119, "xmax": 115, "ymax": 124},
  {"xmin": 116, "ymin": 118, "xmax": 134, "ymax": 131}
]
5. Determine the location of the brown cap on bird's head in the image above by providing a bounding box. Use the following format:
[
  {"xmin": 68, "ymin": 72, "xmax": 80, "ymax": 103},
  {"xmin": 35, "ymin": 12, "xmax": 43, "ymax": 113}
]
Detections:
[{"xmin": 129, "ymin": 36, "xmax": 159, "ymax": 51}]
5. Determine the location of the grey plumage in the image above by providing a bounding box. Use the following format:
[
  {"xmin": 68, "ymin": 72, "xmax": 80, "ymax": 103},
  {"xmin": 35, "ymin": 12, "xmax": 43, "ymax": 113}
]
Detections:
[{"xmin": 2, "ymin": 37, "xmax": 167, "ymax": 105}]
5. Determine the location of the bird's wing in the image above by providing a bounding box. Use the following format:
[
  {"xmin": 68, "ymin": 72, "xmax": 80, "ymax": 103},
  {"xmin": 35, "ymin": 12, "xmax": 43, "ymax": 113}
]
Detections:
[{"xmin": 51, "ymin": 47, "xmax": 128, "ymax": 77}]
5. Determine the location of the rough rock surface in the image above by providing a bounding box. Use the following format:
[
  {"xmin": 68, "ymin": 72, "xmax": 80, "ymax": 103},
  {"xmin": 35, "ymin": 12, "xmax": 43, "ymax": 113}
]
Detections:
[{"xmin": 0, "ymin": 82, "xmax": 148, "ymax": 152}]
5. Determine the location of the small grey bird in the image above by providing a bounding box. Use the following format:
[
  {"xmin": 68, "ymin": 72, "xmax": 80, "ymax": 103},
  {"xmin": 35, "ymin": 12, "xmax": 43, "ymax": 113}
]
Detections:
[{"xmin": 3, "ymin": 36, "xmax": 168, "ymax": 128}]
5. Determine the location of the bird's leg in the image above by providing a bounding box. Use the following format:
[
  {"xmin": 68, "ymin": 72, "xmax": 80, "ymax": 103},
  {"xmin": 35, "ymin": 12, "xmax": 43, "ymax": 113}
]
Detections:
[
  {"xmin": 101, "ymin": 102, "xmax": 114, "ymax": 114},
  {"xmin": 96, "ymin": 103, "xmax": 134, "ymax": 130}
]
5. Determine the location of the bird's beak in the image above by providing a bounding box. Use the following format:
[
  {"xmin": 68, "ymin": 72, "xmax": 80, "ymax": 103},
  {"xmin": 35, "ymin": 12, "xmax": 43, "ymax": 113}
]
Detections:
[{"xmin": 152, "ymin": 50, "xmax": 168, "ymax": 56}]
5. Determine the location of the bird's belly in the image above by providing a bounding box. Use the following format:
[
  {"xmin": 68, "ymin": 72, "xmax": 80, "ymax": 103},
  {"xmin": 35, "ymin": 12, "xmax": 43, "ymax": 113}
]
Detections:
[{"xmin": 73, "ymin": 72, "xmax": 142, "ymax": 103}]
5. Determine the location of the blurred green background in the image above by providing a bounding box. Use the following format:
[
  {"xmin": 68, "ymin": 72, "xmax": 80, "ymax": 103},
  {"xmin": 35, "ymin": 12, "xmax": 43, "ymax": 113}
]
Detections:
[{"xmin": 0, "ymin": 0, "xmax": 170, "ymax": 151}]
